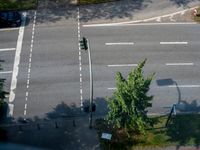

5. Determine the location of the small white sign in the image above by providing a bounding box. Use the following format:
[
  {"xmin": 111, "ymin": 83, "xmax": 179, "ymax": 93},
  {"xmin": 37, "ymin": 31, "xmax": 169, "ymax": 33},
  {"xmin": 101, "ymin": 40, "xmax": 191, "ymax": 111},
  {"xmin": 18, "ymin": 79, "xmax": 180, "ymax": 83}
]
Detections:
[{"xmin": 101, "ymin": 133, "xmax": 112, "ymax": 140}]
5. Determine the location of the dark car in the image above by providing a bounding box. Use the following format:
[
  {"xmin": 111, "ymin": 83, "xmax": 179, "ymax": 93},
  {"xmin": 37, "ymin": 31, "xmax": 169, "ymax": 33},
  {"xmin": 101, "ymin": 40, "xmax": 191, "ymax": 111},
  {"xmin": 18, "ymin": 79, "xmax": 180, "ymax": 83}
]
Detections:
[{"xmin": 0, "ymin": 11, "xmax": 21, "ymax": 27}]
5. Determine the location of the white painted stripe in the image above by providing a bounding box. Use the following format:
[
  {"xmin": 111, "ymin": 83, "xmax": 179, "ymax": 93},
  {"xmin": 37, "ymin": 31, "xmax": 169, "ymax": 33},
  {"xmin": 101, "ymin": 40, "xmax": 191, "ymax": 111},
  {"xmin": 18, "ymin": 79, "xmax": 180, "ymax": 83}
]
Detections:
[
  {"xmin": 105, "ymin": 42, "xmax": 134, "ymax": 45},
  {"xmin": 108, "ymin": 64, "xmax": 138, "ymax": 67},
  {"xmin": 0, "ymin": 28, "xmax": 19, "ymax": 31},
  {"xmin": 108, "ymin": 87, "xmax": 116, "ymax": 90},
  {"xmin": 7, "ymin": 104, "xmax": 14, "ymax": 117},
  {"xmin": 24, "ymin": 110, "xmax": 27, "ymax": 115},
  {"xmin": 83, "ymin": 6, "xmax": 198, "ymax": 27},
  {"xmin": 26, "ymin": 91, "xmax": 28, "ymax": 97},
  {"xmin": 9, "ymin": 12, "xmax": 27, "ymax": 103},
  {"xmin": 0, "ymin": 48, "xmax": 16, "ymax": 52},
  {"xmin": 24, "ymin": 104, "xmax": 27, "ymax": 109},
  {"xmin": 168, "ymin": 85, "xmax": 200, "ymax": 88},
  {"xmin": 0, "ymin": 71, "xmax": 12, "ymax": 74},
  {"xmin": 160, "ymin": 42, "xmax": 188, "ymax": 45},
  {"xmin": 83, "ymin": 22, "xmax": 197, "ymax": 27},
  {"xmin": 166, "ymin": 63, "xmax": 194, "ymax": 66}
]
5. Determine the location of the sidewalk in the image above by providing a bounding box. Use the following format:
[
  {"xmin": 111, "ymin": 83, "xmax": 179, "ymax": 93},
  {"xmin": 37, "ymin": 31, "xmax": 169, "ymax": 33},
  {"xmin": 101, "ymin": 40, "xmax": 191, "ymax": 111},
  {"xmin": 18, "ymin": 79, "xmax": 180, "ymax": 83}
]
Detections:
[
  {"xmin": 3, "ymin": 117, "xmax": 100, "ymax": 150},
  {"xmin": 79, "ymin": 0, "xmax": 200, "ymax": 24}
]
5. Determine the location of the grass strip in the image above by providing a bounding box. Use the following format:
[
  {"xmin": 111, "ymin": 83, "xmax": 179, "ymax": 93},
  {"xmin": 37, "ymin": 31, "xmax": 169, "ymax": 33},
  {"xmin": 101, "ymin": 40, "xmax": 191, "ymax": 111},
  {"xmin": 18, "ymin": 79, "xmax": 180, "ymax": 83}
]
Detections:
[
  {"xmin": 96, "ymin": 114, "xmax": 200, "ymax": 149},
  {"xmin": 0, "ymin": 0, "xmax": 37, "ymax": 11}
]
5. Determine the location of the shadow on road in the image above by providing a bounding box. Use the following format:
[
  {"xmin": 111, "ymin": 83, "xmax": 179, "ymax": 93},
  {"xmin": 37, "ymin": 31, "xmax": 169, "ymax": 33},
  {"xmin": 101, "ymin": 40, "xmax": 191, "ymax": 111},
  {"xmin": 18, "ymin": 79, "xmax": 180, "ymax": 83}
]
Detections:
[
  {"xmin": 0, "ymin": 97, "xmax": 109, "ymax": 150},
  {"xmin": 170, "ymin": 0, "xmax": 200, "ymax": 6},
  {"xmin": 36, "ymin": 0, "xmax": 153, "ymax": 24}
]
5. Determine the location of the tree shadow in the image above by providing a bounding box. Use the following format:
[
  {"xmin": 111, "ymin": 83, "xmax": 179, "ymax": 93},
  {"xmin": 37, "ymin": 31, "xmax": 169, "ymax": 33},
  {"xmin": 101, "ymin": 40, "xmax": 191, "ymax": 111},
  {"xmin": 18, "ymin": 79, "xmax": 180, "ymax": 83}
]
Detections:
[
  {"xmin": 83, "ymin": 97, "xmax": 108, "ymax": 116},
  {"xmin": 169, "ymin": 0, "xmax": 200, "ymax": 7},
  {"xmin": 166, "ymin": 114, "xmax": 200, "ymax": 149},
  {"xmin": 0, "ymin": 99, "xmax": 106, "ymax": 150},
  {"xmin": 80, "ymin": 0, "xmax": 152, "ymax": 22},
  {"xmin": 35, "ymin": 0, "xmax": 153, "ymax": 24}
]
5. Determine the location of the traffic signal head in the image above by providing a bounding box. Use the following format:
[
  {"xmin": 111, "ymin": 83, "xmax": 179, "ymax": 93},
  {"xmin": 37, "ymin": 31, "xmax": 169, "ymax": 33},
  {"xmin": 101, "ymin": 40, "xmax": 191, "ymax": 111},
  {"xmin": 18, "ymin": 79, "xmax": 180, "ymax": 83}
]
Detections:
[{"xmin": 79, "ymin": 37, "xmax": 88, "ymax": 50}]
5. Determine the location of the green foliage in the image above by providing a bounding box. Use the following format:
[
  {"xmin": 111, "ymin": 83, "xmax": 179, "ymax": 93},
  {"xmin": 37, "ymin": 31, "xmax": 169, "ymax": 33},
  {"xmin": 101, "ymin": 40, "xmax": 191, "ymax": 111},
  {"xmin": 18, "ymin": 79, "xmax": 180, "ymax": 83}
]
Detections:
[
  {"xmin": 106, "ymin": 59, "xmax": 154, "ymax": 134},
  {"xmin": 0, "ymin": 0, "xmax": 37, "ymax": 11},
  {"xmin": 0, "ymin": 64, "xmax": 8, "ymax": 105}
]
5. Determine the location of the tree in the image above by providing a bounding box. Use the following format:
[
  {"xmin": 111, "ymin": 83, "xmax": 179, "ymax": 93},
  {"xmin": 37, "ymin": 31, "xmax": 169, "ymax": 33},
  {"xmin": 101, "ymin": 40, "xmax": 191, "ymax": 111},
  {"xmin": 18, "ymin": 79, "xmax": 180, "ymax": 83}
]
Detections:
[
  {"xmin": 0, "ymin": 64, "xmax": 8, "ymax": 115},
  {"xmin": 106, "ymin": 59, "xmax": 154, "ymax": 134}
]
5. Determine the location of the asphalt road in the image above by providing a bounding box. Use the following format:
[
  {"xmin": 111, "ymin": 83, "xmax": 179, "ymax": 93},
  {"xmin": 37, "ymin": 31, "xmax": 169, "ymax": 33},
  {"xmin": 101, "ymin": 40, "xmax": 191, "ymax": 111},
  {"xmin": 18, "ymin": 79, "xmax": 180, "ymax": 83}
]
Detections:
[
  {"xmin": 1, "ymin": 12, "xmax": 200, "ymax": 123},
  {"xmin": 82, "ymin": 23, "xmax": 200, "ymax": 114}
]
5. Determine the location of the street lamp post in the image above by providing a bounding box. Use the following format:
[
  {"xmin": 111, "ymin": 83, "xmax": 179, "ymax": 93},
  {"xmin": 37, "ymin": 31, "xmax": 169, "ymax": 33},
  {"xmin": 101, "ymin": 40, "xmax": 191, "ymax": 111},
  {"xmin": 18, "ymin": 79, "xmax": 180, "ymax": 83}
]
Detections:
[
  {"xmin": 87, "ymin": 39, "xmax": 94, "ymax": 129},
  {"xmin": 79, "ymin": 37, "xmax": 94, "ymax": 129}
]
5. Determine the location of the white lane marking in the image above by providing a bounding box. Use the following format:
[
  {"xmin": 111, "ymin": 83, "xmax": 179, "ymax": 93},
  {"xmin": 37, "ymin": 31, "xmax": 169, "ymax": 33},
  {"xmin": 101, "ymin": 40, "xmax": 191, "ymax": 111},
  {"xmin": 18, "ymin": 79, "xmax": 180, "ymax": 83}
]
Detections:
[
  {"xmin": 108, "ymin": 87, "xmax": 116, "ymax": 90},
  {"xmin": 83, "ymin": 6, "xmax": 198, "ymax": 27},
  {"xmin": 9, "ymin": 12, "xmax": 27, "ymax": 103},
  {"xmin": 105, "ymin": 42, "xmax": 134, "ymax": 45},
  {"xmin": 109, "ymin": 85, "xmax": 200, "ymax": 90},
  {"xmin": 0, "ymin": 48, "xmax": 16, "ymax": 52},
  {"xmin": 168, "ymin": 85, "xmax": 200, "ymax": 88},
  {"xmin": 24, "ymin": 11, "xmax": 37, "ymax": 116},
  {"xmin": 77, "ymin": 7, "xmax": 83, "ymax": 107},
  {"xmin": 24, "ymin": 109, "xmax": 27, "ymax": 115},
  {"xmin": 83, "ymin": 22, "xmax": 197, "ymax": 27},
  {"xmin": 108, "ymin": 64, "xmax": 138, "ymax": 67},
  {"xmin": 160, "ymin": 42, "xmax": 188, "ymax": 45},
  {"xmin": 166, "ymin": 63, "xmax": 194, "ymax": 66},
  {"xmin": 7, "ymin": 104, "xmax": 14, "ymax": 117},
  {"xmin": 0, "ymin": 71, "xmax": 12, "ymax": 74},
  {"xmin": 0, "ymin": 28, "xmax": 19, "ymax": 31}
]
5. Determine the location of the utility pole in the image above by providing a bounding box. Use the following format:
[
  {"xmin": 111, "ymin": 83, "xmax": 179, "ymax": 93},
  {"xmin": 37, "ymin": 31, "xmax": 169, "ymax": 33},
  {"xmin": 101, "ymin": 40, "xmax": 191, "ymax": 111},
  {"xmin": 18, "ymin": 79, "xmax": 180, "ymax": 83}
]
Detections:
[
  {"xmin": 79, "ymin": 37, "xmax": 94, "ymax": 129},
  {"xmin": 87, "ymin": 39, "xmax": 93, "ymax": 129}
]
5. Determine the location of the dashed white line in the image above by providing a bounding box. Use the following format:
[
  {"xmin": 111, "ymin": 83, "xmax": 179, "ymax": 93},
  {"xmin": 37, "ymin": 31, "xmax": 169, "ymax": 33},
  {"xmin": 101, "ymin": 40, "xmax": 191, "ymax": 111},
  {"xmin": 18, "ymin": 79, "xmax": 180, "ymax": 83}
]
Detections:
[
  {"xmin": 108, "ymin": 64, "xmax": 138, "ymax": 67},
  {"xmin": 24, "ymin": 104, "xmax": 27, "ymax": 109},
  {"xmin": 109, "ymin": 85, "xmax": 200, "ymax": 90},
  {"xmin": 166, "ymin": 63, "xmax": 194, "ymax": 66},
  {"xmin": 160, "ymin": 42, "xmax": 188, "ymax": 45},
  {"xmin": 0, "ymin": 71, "xmax": 12, "ymax": 74},
  {"xmin": 24, "ymin": 110, "xmax": 27, "ymax": 115},
  {"xmin": 24, "ymin": 11, "xmax": 37, "ymax": 116},
  {"xmin": 77, "ymin": 7, "xmax": 83, "ymax": 107},
  {"xmin": 168, "ymin": 85, "xmax": 200, "ymax": 88},
  {"xmin": 9, "ymin": 12, "xmax": 27, "ymax": 103},
  {"xmin": 105, "ymin": 42, "xmax": 134, "ymax": 45},
  {"xmin": 0, "ymin": 48, "xmax": 16, "ymax": 52},
  {"xmin": 108, "ymin": 87, "xmax": 117, "ymax": 90}
]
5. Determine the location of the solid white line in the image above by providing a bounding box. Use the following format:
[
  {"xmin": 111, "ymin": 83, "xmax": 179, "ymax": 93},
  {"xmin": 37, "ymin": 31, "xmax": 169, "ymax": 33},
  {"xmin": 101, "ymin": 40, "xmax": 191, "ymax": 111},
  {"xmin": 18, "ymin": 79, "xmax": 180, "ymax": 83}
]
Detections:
[
  {"xmin": 83, "ymin": 22, "xmax": 197, "ymax": 27},
  {"xmin": 9, "ymin": 12, "xmax": 27, "ymax": 103},
  {"xmin": 0, "ymin": 48, "xmax": 16, "ymax": 52},
  {"xmin": 83, "ymin": 6, "xmax": 198, "ymax": 27},
  {"xmin": 168, "ymin": 85, "xmax": 200, "ymax": 88},
  {"xmin": 166, "ymin": 63, "xmax": 194, "ymax": 66},
  {"xmin": 7, "ymin": 104, "xmax": 14, "ymax": 117},
  {"xmin": 0, "ymin": 71, "xmax": 12, "ymax": 74},
  {"xmin": 160, "ymin": 42, "xmax": 188, "ymax": 45},
  {"xmin": 108, "ymin": 64, "xmax": 138, "ymax": 67},
  {"xmin": 0, "ymin": 28, "xmax": 19, "ymax": 31},
  {"xmin": 105, "ymin": 42, "xmax": 134, "ymax": 45}
]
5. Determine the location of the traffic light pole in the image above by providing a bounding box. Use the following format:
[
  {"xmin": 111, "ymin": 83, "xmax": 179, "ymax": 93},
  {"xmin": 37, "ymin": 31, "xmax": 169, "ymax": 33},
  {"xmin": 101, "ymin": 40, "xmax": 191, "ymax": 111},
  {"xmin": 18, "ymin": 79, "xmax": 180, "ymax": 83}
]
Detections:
[{"xmin": 87, "ymin": 39, "xmax": 93, "ymax": 129}]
